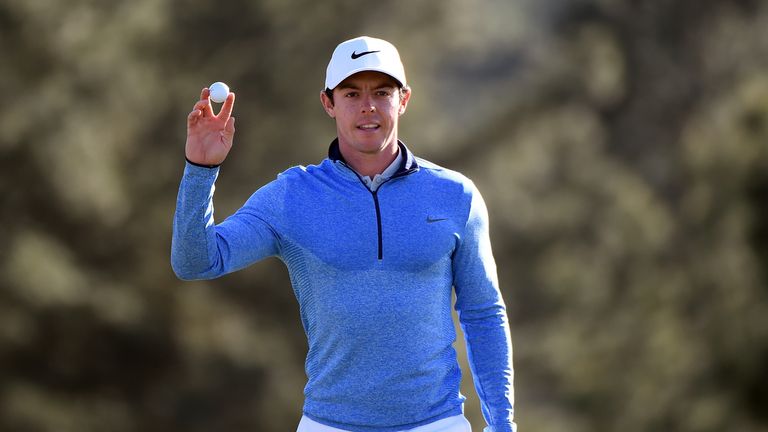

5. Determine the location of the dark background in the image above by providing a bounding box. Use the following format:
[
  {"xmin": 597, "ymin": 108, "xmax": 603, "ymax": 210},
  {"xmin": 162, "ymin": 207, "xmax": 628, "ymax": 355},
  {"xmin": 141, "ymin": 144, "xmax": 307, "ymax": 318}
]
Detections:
[{"xmin": 1, "ymin": 0, "xmax": 768, "ymax": 431}]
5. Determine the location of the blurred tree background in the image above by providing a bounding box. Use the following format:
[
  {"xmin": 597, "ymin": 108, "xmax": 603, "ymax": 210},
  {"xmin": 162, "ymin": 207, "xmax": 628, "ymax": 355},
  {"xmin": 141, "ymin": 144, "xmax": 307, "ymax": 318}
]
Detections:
[{"xmin": 1, "ymin": 0, "xmax": 768, "ymax": 431}]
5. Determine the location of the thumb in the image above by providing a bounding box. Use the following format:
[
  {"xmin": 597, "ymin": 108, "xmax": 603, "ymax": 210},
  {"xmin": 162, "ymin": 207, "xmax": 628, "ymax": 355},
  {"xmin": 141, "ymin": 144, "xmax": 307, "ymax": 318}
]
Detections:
[{"xmin": 224, "ymin": 116, "xmax": 235, "ymax": 138}]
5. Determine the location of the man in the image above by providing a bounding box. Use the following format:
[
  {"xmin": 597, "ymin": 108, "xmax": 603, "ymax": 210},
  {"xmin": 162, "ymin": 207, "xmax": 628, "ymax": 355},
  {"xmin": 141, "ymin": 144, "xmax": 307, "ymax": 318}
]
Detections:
[{"xmin": 172, "ymin": 36, "xmax": 516, "ymax": 432}]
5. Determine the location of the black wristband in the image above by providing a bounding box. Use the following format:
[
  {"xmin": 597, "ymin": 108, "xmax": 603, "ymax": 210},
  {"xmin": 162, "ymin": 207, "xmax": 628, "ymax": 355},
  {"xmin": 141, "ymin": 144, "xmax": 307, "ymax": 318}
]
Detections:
[{"xmin": 185, "ymin": 158, "xmax": 220, "ymax": 169}]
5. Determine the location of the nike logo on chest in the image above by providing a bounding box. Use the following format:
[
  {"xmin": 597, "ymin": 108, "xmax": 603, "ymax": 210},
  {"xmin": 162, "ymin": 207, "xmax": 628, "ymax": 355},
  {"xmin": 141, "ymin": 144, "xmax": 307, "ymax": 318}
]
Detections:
[{"xmin": 426, "ymin": 216, "xmax": 448, "ymax": 223}]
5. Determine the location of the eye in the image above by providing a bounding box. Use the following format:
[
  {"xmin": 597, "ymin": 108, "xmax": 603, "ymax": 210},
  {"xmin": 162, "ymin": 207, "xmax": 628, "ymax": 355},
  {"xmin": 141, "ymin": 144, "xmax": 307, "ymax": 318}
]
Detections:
[
  {"xmin": 344, "ymin": 91, "xmax": 358, "ymax": 98},
  {"xmin": 376, "ymin": 90, "xmax": 392, "ymax": 97}
]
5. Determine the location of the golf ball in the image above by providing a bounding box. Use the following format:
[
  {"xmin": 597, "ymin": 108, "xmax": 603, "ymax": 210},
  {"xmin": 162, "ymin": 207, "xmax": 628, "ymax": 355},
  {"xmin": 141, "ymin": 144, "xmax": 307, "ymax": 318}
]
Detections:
[{"xmin": 209, "ymin": 82, "xmax": 229, "ymax": 103}]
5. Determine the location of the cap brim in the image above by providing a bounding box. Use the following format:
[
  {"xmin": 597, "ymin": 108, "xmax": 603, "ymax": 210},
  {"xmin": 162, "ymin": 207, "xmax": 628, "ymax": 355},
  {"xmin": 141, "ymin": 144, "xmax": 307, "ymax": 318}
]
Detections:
[{"xmin": 327, "ymin": 67, "xmax": 406, "ymax": 90}]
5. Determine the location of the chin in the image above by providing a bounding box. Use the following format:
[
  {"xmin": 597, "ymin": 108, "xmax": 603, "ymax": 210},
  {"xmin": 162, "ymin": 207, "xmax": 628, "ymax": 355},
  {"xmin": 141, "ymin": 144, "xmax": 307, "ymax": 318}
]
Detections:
[
  {"xmin": 353, "ymin": 138, "xmax": 387, "ymax": 152},
  {"xmin": 358, "ymin": 145, "xmax": 387, "ymax": 155}
]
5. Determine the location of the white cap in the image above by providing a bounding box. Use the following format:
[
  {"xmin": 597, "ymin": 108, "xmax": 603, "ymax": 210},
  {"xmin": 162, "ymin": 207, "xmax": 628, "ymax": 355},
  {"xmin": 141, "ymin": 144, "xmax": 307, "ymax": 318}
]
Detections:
[{"xmin": 324, "ymin": 36, "xmax": 407, "ymax": 90}]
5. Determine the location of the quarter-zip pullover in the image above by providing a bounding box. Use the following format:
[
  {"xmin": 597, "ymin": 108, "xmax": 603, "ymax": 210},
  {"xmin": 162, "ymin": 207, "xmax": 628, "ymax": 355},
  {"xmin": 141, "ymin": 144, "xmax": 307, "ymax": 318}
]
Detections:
[
  {"xmin": 171, "ymin": 140, "xmax": 516, "ymax": 432},
  {"xmin": 357, "ymin": 149, "xmax": 402, "ymax": 192}
]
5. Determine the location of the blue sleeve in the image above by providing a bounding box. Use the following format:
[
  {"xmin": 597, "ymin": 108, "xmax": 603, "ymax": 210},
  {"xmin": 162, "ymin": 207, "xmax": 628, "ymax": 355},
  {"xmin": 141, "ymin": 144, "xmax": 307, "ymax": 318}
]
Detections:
[
  {"xmin": 452, "ymin": 182, "xmax": 517, "ymax": 432},
  {"xmin": 171, "ymin": 162, "xmax": 281, "ymax": 280}
]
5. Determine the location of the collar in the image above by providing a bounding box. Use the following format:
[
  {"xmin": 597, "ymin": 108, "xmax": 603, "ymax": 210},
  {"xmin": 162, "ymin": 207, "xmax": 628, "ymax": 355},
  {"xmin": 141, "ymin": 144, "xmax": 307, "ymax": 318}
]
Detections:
[
  {"xmin": 327, "ymin": 138, "xmax": 419, "ymax": 177},
  {"xmin": 376, "ymin": 149, "xmax": 403, "ymax": 181}
]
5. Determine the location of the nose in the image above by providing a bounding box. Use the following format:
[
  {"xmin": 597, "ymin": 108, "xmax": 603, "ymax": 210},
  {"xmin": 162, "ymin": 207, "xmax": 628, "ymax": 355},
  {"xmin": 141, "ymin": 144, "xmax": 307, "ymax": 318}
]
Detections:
[{"xmin": 360, "ymin": 95, "xmax": 376, "ymax": 113}]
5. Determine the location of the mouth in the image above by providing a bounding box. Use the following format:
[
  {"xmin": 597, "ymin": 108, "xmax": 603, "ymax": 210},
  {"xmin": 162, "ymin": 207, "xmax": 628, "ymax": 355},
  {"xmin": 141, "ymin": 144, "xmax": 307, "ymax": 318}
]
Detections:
[{"xmin": 356, "ymin": 123, "xmax": 380, "ymax": 131}]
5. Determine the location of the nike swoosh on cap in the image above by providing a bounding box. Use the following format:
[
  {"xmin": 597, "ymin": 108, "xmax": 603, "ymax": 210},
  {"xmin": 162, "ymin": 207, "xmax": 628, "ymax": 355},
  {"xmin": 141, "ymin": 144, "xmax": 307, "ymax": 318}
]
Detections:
[{"xmin": 351, "ymin": 50, "xmax": 380, "ymax": 60}]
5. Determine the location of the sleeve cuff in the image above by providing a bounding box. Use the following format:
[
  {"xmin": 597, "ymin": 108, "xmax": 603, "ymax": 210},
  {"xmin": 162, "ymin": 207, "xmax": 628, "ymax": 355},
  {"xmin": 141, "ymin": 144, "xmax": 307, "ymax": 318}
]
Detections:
[
  {"xmin": 185, "ymin": 157, "xmax": 221, "ymax": 169},
  {"xmin": 183, "ymin": 160, "xmax": 220, "ymax": 182}
]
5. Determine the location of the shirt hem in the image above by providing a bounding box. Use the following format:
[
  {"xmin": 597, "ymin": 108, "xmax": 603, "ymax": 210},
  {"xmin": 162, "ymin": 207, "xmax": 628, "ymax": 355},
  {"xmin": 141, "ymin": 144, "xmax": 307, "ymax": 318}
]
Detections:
[{"xmin": 302, "ymin": 405, "xmax": 464, "ymax": 432}]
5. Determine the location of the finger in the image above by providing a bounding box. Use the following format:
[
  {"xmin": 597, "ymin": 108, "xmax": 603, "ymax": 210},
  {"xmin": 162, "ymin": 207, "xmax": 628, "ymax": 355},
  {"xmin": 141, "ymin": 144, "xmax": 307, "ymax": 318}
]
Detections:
[
  {"xmin": 224, "ymin": 116, "xmax": 235, "ymax": 135},
  {"xmin": 192, "ymin": 100, "xmax": 207, "ymax": 112},
  {"xmin": 193, "ymin": 99, "xmax": 214, "ymax": 118},
  {"xmin": 191, "ymin": 102, "xmax": 213, "ymax": 119},
  {"xmin": 194, "ymin": 88, "xmax": 214, "ymax": 117},
  {"xmin": 218, "ymin": 92, "xmax": 236, "ymax": 120},
  {"xmin": 187, "ymin": 109, "xmax": 202, "ymax": 127}
]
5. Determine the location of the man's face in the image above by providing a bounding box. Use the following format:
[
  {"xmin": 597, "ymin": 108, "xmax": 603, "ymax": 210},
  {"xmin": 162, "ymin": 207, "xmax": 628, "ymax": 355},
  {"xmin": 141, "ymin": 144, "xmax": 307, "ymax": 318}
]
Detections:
[{"xmin": 320, "ymin": 71, "xmax": 410, "ymax": 156}]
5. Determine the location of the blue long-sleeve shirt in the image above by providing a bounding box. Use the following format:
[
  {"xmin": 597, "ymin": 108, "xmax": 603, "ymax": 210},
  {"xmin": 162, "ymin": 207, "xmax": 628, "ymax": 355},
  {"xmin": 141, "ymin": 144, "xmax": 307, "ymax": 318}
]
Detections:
[{"xmin": 171, "ymin": 140, "xmax": 516, "ymax": 432}]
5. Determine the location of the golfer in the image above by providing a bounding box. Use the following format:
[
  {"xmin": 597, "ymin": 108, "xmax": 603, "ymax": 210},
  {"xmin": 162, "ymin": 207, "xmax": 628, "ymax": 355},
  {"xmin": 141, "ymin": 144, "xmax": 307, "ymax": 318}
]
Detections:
[{"xmin": 172, "ymin": 36, "xmax": 516, "ymax": 432}]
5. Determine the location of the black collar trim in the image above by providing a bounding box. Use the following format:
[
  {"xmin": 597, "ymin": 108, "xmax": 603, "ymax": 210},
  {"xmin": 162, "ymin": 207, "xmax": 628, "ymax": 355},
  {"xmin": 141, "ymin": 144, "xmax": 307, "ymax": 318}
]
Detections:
[{"xmin": 327, "ymin": 138, "xmax": 419, "ymax": 176}]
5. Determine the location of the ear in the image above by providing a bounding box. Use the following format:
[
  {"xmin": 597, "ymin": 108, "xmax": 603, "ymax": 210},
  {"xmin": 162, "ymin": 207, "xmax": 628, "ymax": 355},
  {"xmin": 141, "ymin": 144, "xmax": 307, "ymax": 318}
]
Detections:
[
  {"xmin": 398, "ymin": 87, "xmax": 412, "ymax": 116},
  {"xmin": 320, "ymin": 90, "xmax": 335, "ymax": 118}
]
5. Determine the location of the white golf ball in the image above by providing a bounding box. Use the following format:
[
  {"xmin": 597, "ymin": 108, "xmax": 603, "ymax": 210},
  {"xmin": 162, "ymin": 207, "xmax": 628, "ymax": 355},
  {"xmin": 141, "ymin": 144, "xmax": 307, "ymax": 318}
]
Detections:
[{"xmin": 209, "ymin": 82, "xmax": 230, "ymax": 103}]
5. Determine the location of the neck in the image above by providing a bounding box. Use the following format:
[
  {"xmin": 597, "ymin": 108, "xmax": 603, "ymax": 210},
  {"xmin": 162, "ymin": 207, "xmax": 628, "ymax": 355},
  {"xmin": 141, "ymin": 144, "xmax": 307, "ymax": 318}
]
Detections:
[{"xmin": 339, "ymin": 140, "xmax": 399, "ymax": 178}]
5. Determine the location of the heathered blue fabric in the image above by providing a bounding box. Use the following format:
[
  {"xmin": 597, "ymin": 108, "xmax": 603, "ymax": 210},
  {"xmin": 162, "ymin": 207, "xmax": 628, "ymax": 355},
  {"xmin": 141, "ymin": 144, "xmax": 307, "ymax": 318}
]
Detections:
[{"xmin": 171, "ymin": 142, "xmax": 516, "ymax": 432}]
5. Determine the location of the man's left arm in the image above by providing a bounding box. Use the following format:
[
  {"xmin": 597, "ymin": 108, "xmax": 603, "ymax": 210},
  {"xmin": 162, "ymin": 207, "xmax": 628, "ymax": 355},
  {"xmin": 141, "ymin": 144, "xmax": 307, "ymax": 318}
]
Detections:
[{"xmin": 452, "ymin": 182, "xmax": 517, "ymax": 432}]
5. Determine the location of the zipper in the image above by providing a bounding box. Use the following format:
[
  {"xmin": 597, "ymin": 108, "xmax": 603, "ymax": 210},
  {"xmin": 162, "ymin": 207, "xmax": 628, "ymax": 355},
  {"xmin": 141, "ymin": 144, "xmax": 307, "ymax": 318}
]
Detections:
[
  {"xmin": 371, "ymin": 190, "xmax": 383, "ymax": 260},
  {"xmin": 338, "ymin": 161, "xmax": 417, "ymax": 261},
  {"xmin": 367, "ymin": 170, "xmax": 415, "ymax": 260}
]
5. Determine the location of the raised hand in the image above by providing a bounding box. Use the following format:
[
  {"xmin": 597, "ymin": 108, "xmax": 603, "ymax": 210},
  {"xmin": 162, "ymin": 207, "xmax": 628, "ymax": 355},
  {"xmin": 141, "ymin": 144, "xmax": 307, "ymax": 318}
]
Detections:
[{"xmin": 185, "ymin": 87, "xmax": 236, "ymax": 166}]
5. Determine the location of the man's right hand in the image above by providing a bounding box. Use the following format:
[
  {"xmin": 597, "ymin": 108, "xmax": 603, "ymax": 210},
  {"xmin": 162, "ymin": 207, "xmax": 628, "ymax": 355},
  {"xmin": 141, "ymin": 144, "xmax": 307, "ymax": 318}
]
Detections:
[{"xmin": 185, "ymin": 87, "xmax": 236, "ymax": 166}]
